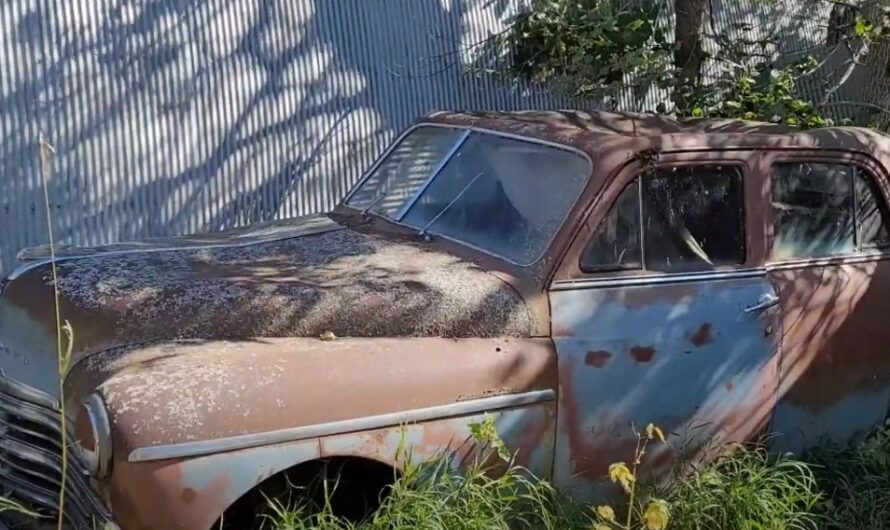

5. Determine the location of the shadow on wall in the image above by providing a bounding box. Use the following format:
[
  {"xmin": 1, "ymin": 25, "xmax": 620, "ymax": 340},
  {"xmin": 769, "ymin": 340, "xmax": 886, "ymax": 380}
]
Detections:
[
  {"xmin": 0, "ymin": 0, "xmax": 606, "ymax": 277},
  {"xmin": 0, "ymin": 0, "xmax": 860, "ymax": 277}
]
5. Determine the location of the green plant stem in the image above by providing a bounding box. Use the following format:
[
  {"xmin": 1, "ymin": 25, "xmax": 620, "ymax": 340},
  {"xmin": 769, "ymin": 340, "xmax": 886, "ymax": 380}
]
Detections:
[{"xmin": 39, "ymin": 132, "xmax": 68, "ymax": 530}]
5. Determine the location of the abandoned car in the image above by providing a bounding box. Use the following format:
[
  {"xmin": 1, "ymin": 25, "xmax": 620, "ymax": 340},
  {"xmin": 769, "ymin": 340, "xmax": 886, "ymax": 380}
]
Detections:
[{"xmin": 2, "ymin": 110, "xmax": 890, "ymax": 529}]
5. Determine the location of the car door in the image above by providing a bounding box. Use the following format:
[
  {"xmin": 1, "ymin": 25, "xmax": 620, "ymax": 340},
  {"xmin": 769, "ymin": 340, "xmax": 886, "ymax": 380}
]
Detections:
[
  {"xmin": 765, "ymin": 153, "xmax": 890, "ymax": 454},
  {"xmin": 548, "ymin": 152, "xmax": 781, "ymax": 499}
]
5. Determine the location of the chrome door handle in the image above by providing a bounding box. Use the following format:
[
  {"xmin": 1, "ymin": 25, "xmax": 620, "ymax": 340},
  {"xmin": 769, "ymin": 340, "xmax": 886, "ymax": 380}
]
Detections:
[{"xmin": 744, "ymin": 293, "xmax": 780, "ymax": 314}]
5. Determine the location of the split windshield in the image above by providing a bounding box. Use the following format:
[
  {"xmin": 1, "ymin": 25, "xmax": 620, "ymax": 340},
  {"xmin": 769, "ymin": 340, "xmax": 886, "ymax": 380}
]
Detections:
[{"xmin": 346, "ymin": 126, "xmax": 590, "ymax": 265}]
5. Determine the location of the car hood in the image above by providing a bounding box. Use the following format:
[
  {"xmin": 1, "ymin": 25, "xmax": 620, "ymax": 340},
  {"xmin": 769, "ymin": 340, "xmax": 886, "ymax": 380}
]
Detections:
[{"xmin": 0, "ymin": 214, "xmax": 534, "ymax": 397}]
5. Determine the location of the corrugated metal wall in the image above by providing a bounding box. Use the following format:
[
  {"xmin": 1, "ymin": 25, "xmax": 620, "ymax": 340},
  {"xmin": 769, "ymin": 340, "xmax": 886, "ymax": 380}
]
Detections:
[{"xmin": 0, "ymin": 0, "xmax": 864, "ymax": 276}]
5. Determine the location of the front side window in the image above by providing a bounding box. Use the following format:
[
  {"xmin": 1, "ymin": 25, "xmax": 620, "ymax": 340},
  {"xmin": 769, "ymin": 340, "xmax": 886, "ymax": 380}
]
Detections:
[
  {"xmin": 771, "ymin": 162, "xmax": 890, "ymax": 260},
  {"xmin": 581, "ymin": 165, "xmax": 746, "ymax": 272},
  {"xmin": 347, "ymin": 126, "xmax": 590, "ymax": 265}
]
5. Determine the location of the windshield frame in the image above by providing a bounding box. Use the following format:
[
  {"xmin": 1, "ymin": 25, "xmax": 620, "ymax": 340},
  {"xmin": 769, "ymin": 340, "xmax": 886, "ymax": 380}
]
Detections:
[{"xmin": 342, "ymin": 122, "xmax": 594, "ymax": 267}]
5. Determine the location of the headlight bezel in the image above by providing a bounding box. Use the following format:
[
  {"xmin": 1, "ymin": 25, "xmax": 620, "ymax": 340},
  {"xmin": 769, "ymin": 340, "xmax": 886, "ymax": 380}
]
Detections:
[{"xmin": 78, "ymin": 393, "xmax": 113, "ymax": 479}]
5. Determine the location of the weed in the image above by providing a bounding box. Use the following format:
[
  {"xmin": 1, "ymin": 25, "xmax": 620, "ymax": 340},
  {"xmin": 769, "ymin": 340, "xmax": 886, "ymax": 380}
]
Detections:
[
  {"xmin": 810, "ymin": 422, "xmax": 890, "ymax": 530},
  {"xmin": 593, "ymin": 423, "xmax": 670, "ymax": 530},
  {"xmin": 663, "ymin": 444, "xmax": 821, "ymax": 530},
  {"xmin": 0, "ymin": 497, "xmax": 41, "ymax": 519}
]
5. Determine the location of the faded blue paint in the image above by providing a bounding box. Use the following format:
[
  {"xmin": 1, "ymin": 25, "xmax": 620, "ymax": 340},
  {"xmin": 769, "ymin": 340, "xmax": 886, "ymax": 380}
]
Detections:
[
  {"xmin": 178, "ymin": 439, "xmax": 321, "ymax": 498},
  {"xmin": 319, "ymin": 404, "xmax": 557, "ymax": 479},
  {"xmin": 167, "ymin": 405, "xmax": 556, "ymax": 527},
  {"xmin": 549, "ymin": 276, "xmax": 780, "ymax": 499}
]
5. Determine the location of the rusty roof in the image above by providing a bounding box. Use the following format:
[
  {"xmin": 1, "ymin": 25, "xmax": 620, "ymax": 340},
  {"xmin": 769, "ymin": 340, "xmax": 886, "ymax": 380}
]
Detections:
[
  {"xmin": 428, "ymin": 110, "xmax": 798, "ymax": 137},
  {"xmin": 424, "ymin": 110, "xmax": 890, "ymax": 164}
]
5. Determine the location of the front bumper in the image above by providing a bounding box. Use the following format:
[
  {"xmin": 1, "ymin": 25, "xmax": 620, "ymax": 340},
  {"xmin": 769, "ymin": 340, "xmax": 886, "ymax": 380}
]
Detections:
[{"xmin": 0, "ymin": 372, "xmax": 113, "ymax": 529}]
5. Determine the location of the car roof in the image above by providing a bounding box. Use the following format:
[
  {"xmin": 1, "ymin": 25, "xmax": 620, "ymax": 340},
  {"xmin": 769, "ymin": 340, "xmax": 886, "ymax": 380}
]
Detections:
[{"xmin": 423, "ymin": 110, "xmax": 890, "ymax": 171}]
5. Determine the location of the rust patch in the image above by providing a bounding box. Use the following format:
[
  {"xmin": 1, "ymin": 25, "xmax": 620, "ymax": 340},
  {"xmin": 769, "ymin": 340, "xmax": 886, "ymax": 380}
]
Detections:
[
  {"xmin": 457, "ymin": 388, "xmax": 514, "ymax": 402},
  {"xmin": 621, "ymin": 283, "xmax": 698, "ymax": 310},
  {"xmin": 628, "ymin": 346, "xmax": 656, "ymax": 363},
  {"xmin": 552, "ymin": 325, "xmax": 572, "ymax": 337},
  {"xmin": 725, "ymin": 381, "xmax": 735, "ymax": 392},
  {"xmin": 181, "ymin": 487, "xmax": 197, "ymax": 505},
  {"xmin": 584, "ymin": 351, "xmax": 613, "ymax": 368},
  {"xmin": 689, "ymin": 323, "xmax": 714, "ymax": 348}
]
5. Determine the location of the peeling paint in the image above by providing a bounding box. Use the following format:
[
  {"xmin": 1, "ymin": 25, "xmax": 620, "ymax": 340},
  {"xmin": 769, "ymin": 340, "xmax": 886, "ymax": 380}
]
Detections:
[
  {"xmin": 689, "ymin": 323, "xmax": 714, "ymax": 347},
  {"xmin": 628, "ymin": 346, "xmax": 656, "ymax": 363},
  {"xmin": 584, "ymin": 351, "xmax": 612, "ymax": 368}
]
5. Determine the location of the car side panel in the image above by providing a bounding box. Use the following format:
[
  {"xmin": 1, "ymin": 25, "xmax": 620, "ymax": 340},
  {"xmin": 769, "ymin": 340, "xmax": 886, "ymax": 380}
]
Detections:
[
  {"xmin": 768, "ymin": 259, "xmax": 890, "ymax": 453},
  {"xmin": 550, "ymin": 275, "xmax": 780, "ymax": 500},
  {"xmin": 104, "ymin": 405, "xmax": 556, "ymax": 530}
]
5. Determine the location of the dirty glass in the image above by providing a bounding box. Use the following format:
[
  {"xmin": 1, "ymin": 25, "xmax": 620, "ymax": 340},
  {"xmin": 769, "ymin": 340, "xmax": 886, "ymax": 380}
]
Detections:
[
  {"xmin": 771, "ymin": 163, "xmax": 855, "ymax": 259},
  {"xmin": 400, "ymin": 133, "xmax": 590, "ymax": 264},
  {"xmin": 856, "ymin": 169, "xmax": 890, "ymax": 248},
  {"xmin": 347, "ymin": 126, "xmax": 465, "ymax": 217},
  {"xmin": 581, "ymin": 166, "xmax": 745, "ymax": 272},
  {"xmin": 580, "ymin": 181, "xmax": 642, "ymax": 271},
  {"xmin": 642, "ymin": 166, "xmax": 746, "ymax": 271}
]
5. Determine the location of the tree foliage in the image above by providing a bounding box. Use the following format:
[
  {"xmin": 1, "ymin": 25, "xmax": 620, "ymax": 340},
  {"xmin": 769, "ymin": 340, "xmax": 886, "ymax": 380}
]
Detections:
[
  {"xmin": 508, "ymin": 0, "xmax": 673, "ymax": 96},
  {"xmin": 503, "ymin": 0, "xmax": 890, "ymax": 128}
]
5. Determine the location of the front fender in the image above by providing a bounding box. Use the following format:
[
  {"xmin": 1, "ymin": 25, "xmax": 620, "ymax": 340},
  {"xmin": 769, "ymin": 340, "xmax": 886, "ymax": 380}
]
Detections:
[
  {"xmin": 105, "ymin": 405, "xmax": 556, "ymax": 530},
  {"xmin": 68, "ymin": 337, "xmax": 557, "ymax": 530}
]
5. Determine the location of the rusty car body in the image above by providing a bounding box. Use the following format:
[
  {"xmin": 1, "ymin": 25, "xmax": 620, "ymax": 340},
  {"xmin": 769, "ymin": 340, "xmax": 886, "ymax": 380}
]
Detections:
[{"xmin": 2, "ymin": 110, "xmax": 890, "ymax": 529}]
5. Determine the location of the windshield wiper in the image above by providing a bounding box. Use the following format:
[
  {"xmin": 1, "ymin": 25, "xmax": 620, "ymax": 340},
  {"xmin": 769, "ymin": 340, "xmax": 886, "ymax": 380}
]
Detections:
[
  {"xmin": 418, "ymin": 171, "xmax": 485, "ymax": 237},
  {"xmin": 361, "ymin": 192, "xmax": 389, "ymax": 219}
]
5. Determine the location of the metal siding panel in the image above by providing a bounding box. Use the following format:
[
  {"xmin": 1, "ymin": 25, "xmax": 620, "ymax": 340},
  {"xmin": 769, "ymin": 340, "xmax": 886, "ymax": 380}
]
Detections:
[{"xmin": 0, "ymin": 0, "xmax": 873, "ymax": 277}]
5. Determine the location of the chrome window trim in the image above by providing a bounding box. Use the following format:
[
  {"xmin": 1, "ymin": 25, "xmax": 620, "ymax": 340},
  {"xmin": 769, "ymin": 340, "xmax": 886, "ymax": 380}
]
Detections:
[
  {"xmin": 550, "ymin": 268, "xmax": 768, "ymax": 291},
  {"xmin": 341, "ymin": 122, "xmax": 594, "ymax": 267},
  {"xmin": 128, "ymin": 389, "xmax": 556, "ymax": 463},
  {"xmin": 766, "ymin": 250, "xmax": 890, "ymax": 271}
]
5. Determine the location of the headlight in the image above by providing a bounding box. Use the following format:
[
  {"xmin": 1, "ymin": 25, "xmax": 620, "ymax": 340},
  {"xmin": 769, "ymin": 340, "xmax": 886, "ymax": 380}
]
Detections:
[{"xmin": 76, "ymin": 393, "xmax": 112, "ymax": 479}]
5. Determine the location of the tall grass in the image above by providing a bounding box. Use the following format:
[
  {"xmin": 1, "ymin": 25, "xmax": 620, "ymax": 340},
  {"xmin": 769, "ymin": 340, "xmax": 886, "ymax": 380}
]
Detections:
[
  {"xmin": 263, "ymin": 457, "xmax": 594, "ymax": 530},
  {"xmin": 662, "ymin": 445, "xmax": 821, "ymax": 530},
  {"xmin": 39, "ymin": 131, "xmax": 73, "ymax": 530},
  {"xmin": 0, "ymin": 497, "xmax": 41, "ymax": 519},
  {"xmin": 263, "ymin": 422, "xmax": 823, "ymax": 530},
  {"xmin": 810, "ymin": 422, "xmax": 890, "ymax": 530}
]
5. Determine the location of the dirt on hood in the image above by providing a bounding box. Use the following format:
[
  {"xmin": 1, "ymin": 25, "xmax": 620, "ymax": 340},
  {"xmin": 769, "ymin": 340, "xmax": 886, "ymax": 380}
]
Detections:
[{"xmin": 0, "ymin": 215, "xmax": 535, "ymax": 389}]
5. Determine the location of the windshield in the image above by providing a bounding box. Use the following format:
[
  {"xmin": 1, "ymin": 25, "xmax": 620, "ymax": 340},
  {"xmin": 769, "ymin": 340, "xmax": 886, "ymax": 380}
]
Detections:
[{"xmin": 347, "ymin": 126, "xmax": 590, "ymax": 265}]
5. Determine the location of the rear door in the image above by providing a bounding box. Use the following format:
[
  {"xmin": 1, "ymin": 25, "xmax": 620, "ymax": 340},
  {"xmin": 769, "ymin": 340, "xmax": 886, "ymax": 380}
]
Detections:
[
  {"xmin": 765, "ymin": 153, "xmax": 890, "ymax": 454},
  {"xmin": 549, "ymin": 152, "xmax": 780, "ymax": 499}
]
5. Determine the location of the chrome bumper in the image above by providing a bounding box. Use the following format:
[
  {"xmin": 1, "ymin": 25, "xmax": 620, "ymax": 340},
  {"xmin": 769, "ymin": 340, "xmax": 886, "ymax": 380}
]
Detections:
[{"xmin": 0, "ymin": 372, "xmax": 113, "ymax": 529}]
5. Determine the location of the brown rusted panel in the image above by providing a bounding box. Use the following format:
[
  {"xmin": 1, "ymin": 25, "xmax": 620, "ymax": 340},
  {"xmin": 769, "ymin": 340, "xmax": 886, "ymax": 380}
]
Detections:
[
  {"xmin": 68, "ymin": 337, "xmax": 556, "ymax": 453},
  {"xmin": 318, "ymin": 403, "xmax": 557, "ymax": 477},
  {"xmin": 104, "ymin": 439, "xmax": 321, "ymax": 530},
  {"xmin": 103, "ymin": 406, "xmax": 555, "ymax": 530},
  {"xmin": 1, "ymin": 214, "xmax": 539, "ymax": 399},
  {"xmin": 769, "ymin": 260, "xmax": 890, "ymax": 453}
]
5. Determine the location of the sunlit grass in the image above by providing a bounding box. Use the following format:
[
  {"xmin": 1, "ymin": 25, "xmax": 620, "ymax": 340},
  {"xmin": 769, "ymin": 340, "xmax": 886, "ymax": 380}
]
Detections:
[
  {"xmin": 260, "ymin": 456, "xmax": 595, "ymax": 530},
  {"xmin": 662, "ymin": 445, "xmax": 821, "ymax": 530}
]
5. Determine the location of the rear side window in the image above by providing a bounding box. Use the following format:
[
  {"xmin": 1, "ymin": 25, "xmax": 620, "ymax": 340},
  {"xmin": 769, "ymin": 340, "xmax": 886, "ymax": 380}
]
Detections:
[
  {"xmin": 771, "ymin": 162, "xmax": 890, "ymax": 260},
  {"xmin": 582, "ymin": 165, "xmax": 746, "ymax": 272}
]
